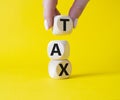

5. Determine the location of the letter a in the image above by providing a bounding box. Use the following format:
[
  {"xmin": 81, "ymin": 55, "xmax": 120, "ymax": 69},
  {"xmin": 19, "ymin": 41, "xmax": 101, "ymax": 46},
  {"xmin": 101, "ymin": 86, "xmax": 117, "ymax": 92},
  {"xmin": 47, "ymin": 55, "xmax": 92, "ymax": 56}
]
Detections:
[{"xmin": 50, "ymin": 43, "xmax": 61, "ymax": 56}]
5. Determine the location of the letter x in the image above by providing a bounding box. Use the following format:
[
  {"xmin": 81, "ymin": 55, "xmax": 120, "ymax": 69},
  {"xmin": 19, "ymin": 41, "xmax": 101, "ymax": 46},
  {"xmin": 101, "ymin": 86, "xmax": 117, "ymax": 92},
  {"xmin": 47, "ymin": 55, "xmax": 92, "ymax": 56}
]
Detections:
[{"xmin": 59, "ymin": 63, "xmax": 69, "ymax": 76}]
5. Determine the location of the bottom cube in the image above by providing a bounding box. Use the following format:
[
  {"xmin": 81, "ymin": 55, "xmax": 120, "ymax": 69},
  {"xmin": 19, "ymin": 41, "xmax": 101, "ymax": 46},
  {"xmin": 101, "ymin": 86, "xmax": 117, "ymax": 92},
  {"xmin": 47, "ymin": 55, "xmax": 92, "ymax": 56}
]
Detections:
[{"xmin": 48, "ymin": 60, "xmax": 72, "ymax": 79}]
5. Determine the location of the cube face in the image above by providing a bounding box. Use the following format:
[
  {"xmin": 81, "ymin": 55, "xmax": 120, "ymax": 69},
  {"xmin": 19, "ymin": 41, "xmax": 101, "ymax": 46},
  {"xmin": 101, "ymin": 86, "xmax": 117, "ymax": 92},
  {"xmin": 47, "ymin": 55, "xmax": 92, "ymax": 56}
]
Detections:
[
  {"xmin": 47, "ymin": 40, "xmax": 70, "ymax": 59},
  {"xmin": 53, "ymin": 15, "xmax": 73, "ymax": 35},
  {"xmin": 48, "ymin": 60, "xmax": 72, "ymax": 79}
]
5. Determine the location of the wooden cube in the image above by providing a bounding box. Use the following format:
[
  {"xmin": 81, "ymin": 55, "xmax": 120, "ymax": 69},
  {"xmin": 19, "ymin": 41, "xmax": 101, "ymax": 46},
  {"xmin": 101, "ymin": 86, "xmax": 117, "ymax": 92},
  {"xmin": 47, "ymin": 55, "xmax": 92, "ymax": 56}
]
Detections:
[
  {"xmin": 52, "ymin": 15, "xmax": 73, "ymax": 35},
  {"xmin": 47, "ymin": 40, "xmax": 70, "ymax": 59},
  {"xmin": 48, "ymin": 60, "xmax": 72, "ymax": 79}
]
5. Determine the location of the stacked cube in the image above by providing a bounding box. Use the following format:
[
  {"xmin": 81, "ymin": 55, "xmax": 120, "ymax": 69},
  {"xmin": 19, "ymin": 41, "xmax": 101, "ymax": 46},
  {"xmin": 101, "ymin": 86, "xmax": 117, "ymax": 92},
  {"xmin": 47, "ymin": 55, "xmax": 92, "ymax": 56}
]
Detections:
[{"xmin": 47, "ymin": 15, "xmax": 73, "ymax": 79}]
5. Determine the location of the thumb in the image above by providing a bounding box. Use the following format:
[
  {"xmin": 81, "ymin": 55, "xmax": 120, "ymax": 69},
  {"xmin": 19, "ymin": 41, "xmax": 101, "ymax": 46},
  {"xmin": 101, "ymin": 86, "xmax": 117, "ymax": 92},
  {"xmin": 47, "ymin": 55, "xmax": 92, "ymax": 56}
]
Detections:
[{"xmin": 43, "ymin": 0, "xmax": 58, "ymax": 30}]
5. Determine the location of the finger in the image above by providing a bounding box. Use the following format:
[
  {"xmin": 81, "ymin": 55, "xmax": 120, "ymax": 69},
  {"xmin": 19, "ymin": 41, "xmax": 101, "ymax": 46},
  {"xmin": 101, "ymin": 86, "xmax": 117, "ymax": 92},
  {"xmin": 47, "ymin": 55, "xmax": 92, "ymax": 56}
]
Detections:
[
  {"xmin": 55, "ymin": 8, "xmax": 60, "ymax": 15},
  {"xmin": 43, "ymin": 0, "xmax": 58, "ymax": 30},
  {"xmin": 69, "ymin": 0, "xmax": 89, "ymax": 27}
]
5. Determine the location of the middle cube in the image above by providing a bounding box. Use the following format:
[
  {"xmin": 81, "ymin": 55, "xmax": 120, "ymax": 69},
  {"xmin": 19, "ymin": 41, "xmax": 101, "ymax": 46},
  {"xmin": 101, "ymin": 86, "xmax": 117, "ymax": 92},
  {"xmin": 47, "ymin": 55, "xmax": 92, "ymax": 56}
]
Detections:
[{"xmin": 47, "ymin": 40, "xmax": 70, "ymax": 60}]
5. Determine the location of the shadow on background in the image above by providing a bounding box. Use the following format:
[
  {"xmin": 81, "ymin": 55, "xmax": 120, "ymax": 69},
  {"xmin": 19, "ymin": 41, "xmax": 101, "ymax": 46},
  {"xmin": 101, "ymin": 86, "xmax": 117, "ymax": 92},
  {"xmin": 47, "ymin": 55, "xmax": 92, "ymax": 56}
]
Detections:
[{"xmin": 70, "ymin": 71, "xmax": 120, "ymax": 79}]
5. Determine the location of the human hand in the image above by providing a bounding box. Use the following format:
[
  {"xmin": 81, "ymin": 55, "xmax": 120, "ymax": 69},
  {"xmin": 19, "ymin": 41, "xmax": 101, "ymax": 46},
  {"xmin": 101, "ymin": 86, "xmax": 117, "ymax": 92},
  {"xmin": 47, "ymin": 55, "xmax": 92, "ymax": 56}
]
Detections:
[{"xmin": 43, "ymin": 0, "xmax": 89, "ymax": 30}]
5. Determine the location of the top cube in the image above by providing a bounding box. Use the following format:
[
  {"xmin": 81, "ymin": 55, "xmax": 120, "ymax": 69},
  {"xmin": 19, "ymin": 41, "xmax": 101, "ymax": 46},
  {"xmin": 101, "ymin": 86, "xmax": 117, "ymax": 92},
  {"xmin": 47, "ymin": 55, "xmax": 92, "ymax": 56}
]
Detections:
[{"xmin": 52, "ymin": 15, "xmax": 73, "ymax": 35}]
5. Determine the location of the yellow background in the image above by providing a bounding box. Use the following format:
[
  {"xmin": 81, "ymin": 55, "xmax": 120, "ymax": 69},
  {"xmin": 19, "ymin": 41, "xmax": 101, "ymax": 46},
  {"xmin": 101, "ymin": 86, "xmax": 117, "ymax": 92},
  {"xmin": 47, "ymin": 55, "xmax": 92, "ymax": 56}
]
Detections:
[{"xmin": 0, "ymin": 0, "xmax": 120, "ymax": 99}]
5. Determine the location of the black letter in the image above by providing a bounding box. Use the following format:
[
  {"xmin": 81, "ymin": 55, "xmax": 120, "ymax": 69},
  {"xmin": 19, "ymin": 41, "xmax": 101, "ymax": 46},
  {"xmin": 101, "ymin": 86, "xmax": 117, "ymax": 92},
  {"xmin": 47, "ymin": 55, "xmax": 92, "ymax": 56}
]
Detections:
[
  {"xmin": 60, "ymin": 19, "xmax": 70, "ymax": 31},
  {"xmin": 59, "ymin": 63, "xmax": 69, "ymax": 76},
  {"xmin": 50, "ymin": 43, "xmax": 61, "ymax": 56}
]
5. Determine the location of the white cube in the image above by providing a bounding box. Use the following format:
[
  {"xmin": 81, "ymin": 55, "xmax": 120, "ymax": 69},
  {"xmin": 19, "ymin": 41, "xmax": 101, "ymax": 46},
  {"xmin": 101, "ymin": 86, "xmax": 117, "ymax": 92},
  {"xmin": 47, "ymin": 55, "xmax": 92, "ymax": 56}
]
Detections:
[
  {"xmin": 47, "ymin": 40, "xmax": 70, "ymax": 59},
  {"xmin": 52, "ymin": 15, "xmax": 73, "ymax": 35},
  {"xmin": 48, "ymin": 60, "xmax": 72, "ymax": 79}
]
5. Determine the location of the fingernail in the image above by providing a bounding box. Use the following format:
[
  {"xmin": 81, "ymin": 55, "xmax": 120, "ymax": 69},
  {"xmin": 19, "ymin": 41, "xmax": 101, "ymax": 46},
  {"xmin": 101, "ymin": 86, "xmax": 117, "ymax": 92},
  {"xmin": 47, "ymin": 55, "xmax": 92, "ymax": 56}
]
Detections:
[
  {"xmin": 44, "ymin": 20, "xmax": 49, "ymax": 30},
  {"xmin": 74, "ymin": 19, "xmax": 78, "ymax": 28}
]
